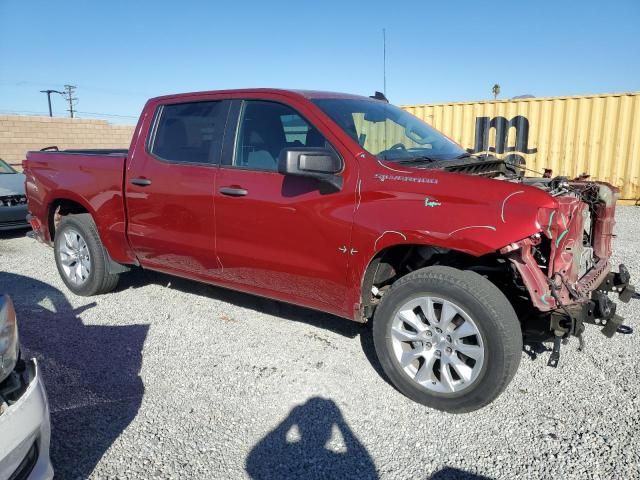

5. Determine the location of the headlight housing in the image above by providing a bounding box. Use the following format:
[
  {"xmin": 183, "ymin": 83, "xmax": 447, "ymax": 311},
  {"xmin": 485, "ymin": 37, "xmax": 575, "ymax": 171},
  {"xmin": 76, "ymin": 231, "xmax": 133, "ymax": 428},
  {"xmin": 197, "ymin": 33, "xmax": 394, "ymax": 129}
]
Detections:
[{"xmin": 0, "ymin": 295, "xmax": 19, "ymax": 384}]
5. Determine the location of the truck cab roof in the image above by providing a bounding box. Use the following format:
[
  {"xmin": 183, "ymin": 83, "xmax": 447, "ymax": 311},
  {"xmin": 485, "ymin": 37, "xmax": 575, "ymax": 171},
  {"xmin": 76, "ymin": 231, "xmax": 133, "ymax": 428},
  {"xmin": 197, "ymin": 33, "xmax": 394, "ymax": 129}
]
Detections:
[{"xmin": 148, "ymin": 88, "xmax": 373, "ymax": 104}]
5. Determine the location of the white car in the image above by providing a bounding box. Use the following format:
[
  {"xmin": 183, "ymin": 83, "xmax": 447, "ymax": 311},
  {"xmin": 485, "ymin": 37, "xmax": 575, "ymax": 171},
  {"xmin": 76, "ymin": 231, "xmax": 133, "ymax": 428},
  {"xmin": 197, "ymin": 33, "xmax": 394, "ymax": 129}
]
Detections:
[{"xmin": 0, "ymin": 295, "xmax": 53, "ymax": 479}]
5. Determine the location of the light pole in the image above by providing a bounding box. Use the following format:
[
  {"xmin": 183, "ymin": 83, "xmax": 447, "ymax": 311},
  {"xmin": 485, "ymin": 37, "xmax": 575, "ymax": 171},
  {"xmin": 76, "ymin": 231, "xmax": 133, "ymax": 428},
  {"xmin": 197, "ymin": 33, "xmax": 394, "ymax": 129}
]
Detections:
[{"xmin": 39, "ymin": 89, "xmax": 64, "ymax": 117}]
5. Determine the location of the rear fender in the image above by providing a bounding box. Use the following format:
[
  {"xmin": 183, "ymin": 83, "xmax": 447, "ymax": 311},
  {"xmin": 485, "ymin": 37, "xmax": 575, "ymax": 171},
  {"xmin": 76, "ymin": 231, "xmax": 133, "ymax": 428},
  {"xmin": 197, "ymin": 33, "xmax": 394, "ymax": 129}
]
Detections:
[{"xmin": 45, "ymin": 190, "xmax": 134, "ymax": 265}]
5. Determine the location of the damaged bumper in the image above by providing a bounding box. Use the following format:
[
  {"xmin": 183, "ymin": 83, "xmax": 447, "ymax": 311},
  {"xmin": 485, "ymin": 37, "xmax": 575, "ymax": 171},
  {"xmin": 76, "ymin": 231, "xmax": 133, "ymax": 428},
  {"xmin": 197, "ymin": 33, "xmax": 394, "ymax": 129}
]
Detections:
[
  {"xmin": 0, "ymin": 359, "xmax": 54, "ymax": 480},
  {"xmin": 585, "ymin": 265, "xmax": 637, "ymax": 337},
  {"xmin": 504, "ymin": 236, "xmax": 636, "ymax": 338},
  {"xmin": 505, "ymin": 236, "xmax": 617, "ymax": 313},
  {"xmin": 543, "ymin": 264, "xmax": 636, "ymax": 367},
  {"xmin": 501, "ymin": 181, "xmax": 636, "ymax": 362}
]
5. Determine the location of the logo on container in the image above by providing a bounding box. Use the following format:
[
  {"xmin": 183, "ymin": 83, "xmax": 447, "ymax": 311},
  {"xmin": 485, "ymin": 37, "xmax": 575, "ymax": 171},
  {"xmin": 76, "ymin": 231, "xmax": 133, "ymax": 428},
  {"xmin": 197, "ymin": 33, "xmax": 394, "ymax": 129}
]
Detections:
[{"xmin": 470, "ymin": 116, "xmax": 537, "ymax": 166}]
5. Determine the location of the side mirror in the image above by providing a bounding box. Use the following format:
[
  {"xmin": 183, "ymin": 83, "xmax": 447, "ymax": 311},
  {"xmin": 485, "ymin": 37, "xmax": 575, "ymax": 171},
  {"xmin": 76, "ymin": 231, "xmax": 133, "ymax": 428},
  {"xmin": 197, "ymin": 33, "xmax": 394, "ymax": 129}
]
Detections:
[{"xmin": 278, "ymin": 148, "xmax": 343, "ymax": 191}]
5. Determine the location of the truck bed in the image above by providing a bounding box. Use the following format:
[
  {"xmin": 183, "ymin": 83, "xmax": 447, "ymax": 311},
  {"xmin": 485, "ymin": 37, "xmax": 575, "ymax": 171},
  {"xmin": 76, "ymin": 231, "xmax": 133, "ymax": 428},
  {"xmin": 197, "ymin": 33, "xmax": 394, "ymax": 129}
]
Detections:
[
  {"xmin": 23, "ymin": 150, "xmax": 135, "ymax": 264},
  {"xmin": 57, "ymin": 148, "xmax": 129, "ymax": 155}
]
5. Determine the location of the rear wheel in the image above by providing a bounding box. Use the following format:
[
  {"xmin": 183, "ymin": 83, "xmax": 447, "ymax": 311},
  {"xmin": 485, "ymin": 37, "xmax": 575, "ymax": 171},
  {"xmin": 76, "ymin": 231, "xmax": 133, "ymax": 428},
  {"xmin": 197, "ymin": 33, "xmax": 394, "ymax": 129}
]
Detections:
[
  {"xmin": 54, "ymin": 214, "xmax": 120, "ymax": 296},
  {"xmin": 372, "ymin": 266, "xmax": 522, "ymax": 413}
]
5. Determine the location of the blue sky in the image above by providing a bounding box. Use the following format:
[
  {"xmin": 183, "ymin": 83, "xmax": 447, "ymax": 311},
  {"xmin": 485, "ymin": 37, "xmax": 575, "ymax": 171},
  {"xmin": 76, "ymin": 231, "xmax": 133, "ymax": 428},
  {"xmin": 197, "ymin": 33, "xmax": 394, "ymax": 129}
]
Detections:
[{"xmin": 1, "ymin": 0, "xmax": 638, "ymax": 124}]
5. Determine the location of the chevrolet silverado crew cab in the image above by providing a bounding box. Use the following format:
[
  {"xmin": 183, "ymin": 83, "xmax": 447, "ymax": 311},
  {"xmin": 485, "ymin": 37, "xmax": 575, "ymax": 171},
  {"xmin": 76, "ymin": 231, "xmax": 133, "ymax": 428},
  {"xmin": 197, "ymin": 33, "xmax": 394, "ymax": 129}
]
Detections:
[{"xmin": 23, "ymin": 89, "xmax": 636, "ymax": 412}]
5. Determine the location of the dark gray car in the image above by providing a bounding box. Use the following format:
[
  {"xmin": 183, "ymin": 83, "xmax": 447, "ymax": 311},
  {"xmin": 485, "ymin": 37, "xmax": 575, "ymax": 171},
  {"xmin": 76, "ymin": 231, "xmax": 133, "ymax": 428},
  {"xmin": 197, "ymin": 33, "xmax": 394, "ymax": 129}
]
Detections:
[{"xmin": 0, "ymin": 159, "xmax": 29, "ymax": 231}]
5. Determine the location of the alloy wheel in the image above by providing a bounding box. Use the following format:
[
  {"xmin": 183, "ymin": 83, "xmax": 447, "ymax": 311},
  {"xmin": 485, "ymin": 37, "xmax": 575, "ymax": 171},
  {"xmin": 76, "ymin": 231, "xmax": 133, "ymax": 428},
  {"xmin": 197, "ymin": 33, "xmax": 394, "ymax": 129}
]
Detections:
[
  {"xmin": 390, "ymin": 296, "xmax": 485, "ymax": 393},
  {"xmin": 58, "ymin": 228, "xmax": 92, "ymax": 285}
]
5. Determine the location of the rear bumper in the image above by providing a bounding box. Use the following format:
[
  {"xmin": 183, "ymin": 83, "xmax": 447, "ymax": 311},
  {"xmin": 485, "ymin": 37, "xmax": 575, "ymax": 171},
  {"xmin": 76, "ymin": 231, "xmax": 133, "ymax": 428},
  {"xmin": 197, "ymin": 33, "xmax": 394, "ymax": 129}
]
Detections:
[
  {"xmin": 25, "ymin": 214, "xmax": 50, "ymax": 245},
  {"xmin": 0, "ymin": 205, "xmax": 29, "ymax": 231},
  {"xmin": 0, "ymin": 359, "xmax": 54, "ymax": 480}
]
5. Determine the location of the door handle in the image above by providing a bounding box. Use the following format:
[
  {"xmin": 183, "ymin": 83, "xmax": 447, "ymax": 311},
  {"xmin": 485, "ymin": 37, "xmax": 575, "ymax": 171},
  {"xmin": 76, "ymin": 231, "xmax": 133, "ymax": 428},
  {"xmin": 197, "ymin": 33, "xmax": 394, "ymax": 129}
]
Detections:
[
  {"xmin": 130, "ymin": 178, "xmax": 152, "ymax": 187},
  {"xmin": 219, "ymin": 187, "xmax": 248, "ymax": 197}
]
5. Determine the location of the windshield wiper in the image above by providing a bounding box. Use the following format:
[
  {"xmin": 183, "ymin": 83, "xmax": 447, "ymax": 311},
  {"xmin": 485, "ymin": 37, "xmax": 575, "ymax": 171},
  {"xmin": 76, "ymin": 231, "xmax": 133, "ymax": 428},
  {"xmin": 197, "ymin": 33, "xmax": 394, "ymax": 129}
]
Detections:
[
  {"xmin": 392, "ymin": 156, "xmax": 439, "ymax": 164},
  {"xmin": 456, "ymin": 152, "xmax": 497, "ymax": 161}
]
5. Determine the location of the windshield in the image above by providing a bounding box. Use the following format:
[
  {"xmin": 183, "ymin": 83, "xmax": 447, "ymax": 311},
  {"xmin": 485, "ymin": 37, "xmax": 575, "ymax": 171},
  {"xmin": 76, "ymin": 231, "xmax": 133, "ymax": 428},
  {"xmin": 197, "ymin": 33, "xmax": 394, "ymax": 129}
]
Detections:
[
  {"xmin": 0, "ymin": 159, "xmax": 16, "ymax": 174},
  {"xmin": 312, "ymin": 98, "xmax": 466, "ymax": 162}
]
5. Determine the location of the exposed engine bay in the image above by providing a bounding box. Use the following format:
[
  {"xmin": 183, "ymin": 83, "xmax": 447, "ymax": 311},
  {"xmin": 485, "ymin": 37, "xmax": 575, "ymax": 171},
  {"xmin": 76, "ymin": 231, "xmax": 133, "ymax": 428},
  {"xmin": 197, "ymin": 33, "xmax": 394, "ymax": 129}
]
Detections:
[
  {"xmin": 482, "ymin": 161, "xmax": 635, "ymax": 364},
  {"xmin": 434, "ymin": 158, "xmax": 638, "ymax": 365},
  {"xmin": 522, "ymin": 175, "xmax": 603, "ymax": 280}
]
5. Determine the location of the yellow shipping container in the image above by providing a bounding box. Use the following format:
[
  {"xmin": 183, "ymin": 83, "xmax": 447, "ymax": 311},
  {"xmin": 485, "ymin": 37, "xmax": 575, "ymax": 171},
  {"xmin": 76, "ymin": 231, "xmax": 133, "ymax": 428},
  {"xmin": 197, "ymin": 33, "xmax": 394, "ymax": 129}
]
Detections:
[{"xmin": 402, "ymin": 92, "xmax": 640, "ymax": 204}]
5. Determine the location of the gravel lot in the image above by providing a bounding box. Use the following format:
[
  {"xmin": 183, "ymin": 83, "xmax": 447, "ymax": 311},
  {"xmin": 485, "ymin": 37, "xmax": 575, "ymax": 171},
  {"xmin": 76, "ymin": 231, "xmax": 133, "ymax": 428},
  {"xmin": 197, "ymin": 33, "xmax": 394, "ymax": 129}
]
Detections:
[{"xmin": 1, "ymin": 207, "xmax": 639, "ymax": 479}]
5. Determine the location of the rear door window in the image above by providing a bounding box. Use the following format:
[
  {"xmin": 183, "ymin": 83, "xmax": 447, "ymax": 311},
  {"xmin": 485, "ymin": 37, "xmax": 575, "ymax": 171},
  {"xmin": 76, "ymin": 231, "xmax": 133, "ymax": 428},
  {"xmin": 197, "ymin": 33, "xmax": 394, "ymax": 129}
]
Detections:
[{"xmin": 150, "ymin": 101, "xmax": 229, "ymax": 165}]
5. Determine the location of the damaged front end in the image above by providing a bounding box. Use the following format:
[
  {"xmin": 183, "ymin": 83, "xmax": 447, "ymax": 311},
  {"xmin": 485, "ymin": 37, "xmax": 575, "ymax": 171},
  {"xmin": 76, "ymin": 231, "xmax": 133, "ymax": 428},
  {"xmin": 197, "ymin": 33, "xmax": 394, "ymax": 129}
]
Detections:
[{"xmin": 499, "ymin": 178, "xmax": 637, "ymax": 366}]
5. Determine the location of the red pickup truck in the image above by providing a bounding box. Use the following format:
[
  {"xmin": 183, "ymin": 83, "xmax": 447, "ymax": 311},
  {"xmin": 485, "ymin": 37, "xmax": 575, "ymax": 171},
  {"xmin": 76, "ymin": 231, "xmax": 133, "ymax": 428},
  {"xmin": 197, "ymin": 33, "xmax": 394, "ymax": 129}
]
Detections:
[{"xmin": 23, "ymin": 89, "xmax": 636, "ymax": 412}]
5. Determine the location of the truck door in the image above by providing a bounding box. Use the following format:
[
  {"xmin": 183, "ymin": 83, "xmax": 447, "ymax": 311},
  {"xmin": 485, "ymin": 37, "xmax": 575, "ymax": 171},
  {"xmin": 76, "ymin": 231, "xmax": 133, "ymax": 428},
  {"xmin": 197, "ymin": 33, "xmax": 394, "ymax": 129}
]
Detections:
[
  {"xmin": 213, "ymin": 99, "xmax": 357, "ymax": 316},
  {"xmin": 125, "ymin": 99, "xmax": 230, "ymax": 276}
]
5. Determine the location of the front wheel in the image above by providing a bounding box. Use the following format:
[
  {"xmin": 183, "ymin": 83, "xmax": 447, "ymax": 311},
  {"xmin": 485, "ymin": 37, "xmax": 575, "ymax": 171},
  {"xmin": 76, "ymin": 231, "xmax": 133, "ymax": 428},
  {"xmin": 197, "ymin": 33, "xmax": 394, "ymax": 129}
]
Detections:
[
  {"xmin": 54, "ymin": 213, "xmax": 120, "ymax": 296},
  {"xmin": 372, "ymin": 266, "xmax": 522, "ymax": 413}
]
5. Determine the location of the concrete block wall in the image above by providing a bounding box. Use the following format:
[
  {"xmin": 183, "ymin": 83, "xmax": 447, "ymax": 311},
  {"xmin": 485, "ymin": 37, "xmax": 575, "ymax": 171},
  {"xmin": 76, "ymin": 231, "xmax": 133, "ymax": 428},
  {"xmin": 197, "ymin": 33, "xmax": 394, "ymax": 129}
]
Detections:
[{"xmin": 0, "ymin": 115, "xmax": 135, "ymax": 170}]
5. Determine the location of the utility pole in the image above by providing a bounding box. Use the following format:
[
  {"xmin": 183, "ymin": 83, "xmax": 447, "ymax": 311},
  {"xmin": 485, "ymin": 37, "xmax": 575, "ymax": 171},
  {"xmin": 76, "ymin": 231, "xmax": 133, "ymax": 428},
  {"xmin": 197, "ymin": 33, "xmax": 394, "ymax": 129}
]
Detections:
[
  {"xmin": 383, "ymin": 28, "xmax": 387, "ymax": 96},
  {"xmin": 63, "ymin": 84, "xmax": 78, "ymax": 118},
  {"xmin": 39, "ymin": 89, "xmax": 64, "ymax": 117}
]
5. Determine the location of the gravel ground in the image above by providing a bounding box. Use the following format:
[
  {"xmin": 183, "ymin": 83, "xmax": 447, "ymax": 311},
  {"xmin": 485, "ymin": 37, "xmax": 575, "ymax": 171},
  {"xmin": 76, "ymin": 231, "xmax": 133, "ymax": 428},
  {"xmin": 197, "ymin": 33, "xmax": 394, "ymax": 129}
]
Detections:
[{"xmin": 1, "ymin": 207, "xmax": 639, "ymax": 480}]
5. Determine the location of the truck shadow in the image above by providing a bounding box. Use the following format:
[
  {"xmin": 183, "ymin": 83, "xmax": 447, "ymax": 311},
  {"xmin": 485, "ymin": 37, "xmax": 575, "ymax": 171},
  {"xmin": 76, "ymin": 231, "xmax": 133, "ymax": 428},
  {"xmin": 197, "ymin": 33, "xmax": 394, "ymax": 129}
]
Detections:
[
  {"xmin": 117, "ymin": 268, "xmax": 549, "ymax": 391},
  {"xmin": 0, "ymin": 272, "xmax": 148, "ymax": 479},
  {"xmin": 245, "ymin": 397, "xmax": 379, "ymax": 480},
  {"xmin": 118, "ymin": 268, "xmax": 359, "ymax": 335},
  {"xmin": 118, "ymin": 268, "xmax": 392, "ymax": 386}
]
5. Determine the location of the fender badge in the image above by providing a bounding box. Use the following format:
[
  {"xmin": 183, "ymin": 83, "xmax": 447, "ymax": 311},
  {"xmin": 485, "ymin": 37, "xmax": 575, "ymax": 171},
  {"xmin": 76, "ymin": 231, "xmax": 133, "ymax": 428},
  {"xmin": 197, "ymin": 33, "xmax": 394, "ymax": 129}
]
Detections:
[{"xmin": 424, "ymin": 197, "xmax": 441, "ymax": 207}]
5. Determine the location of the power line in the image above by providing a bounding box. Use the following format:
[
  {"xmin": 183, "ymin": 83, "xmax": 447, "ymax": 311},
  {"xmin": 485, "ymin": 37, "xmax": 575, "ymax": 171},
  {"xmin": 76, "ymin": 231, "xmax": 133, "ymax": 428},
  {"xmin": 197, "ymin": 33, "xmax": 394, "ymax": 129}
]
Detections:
[
  {"xmin": 0, "ymin": 108, "xmax": 137, "ymax": 120},
  {"xmin": 75, "ymin": 111, "xmax": 138, "ymax": 119},
  {"xmin": 0, "ymin": 80, "xmax": 149, "ymax": 98},
  {"xmin": 0, "ymin": 109, "xmax": 52, "ymax": 116}
]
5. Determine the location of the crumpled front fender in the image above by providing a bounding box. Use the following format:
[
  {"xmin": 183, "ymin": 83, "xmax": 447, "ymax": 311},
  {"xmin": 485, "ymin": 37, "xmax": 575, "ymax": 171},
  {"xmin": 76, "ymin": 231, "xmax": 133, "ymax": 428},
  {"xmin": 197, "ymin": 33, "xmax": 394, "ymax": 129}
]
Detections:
[{"xmin": 356, "ymin": 169, "xmax": 559, "ymax": 257}]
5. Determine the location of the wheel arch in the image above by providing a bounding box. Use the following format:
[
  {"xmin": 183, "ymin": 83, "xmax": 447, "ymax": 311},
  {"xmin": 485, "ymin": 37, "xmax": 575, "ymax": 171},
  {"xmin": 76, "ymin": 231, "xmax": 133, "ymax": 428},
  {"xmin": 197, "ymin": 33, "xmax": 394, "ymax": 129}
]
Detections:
[
  {"xmin": 360, "ymin": 243, "xmax": 470, "ymax": 318},
  {"xmin": 49, "ymin": 201, "xmax": 131, "ymax": 275},
  {"xmin": 359, "ymin": 242, "xmax": 481, "ymax": 320},
  {"xmin": 48, "ymin": 195, "xmax": 92, "ymax": 241}
]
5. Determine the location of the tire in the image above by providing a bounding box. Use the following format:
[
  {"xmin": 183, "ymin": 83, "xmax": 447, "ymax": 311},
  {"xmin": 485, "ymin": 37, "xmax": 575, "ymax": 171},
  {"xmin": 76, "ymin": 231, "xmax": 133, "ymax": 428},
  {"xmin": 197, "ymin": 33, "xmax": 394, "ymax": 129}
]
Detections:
[
  {"xmin": 372, "ymin": 265, "xmax": 522, "ymax": 413},
  {"xmin": 54, "ymin": 213, "xmax": 120, "ymax": 296}
]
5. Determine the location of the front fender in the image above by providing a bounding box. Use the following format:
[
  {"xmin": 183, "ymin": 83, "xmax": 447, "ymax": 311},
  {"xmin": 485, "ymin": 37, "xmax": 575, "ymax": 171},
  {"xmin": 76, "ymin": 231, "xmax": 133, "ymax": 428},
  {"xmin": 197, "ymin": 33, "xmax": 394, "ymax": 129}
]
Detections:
[
  {"xmin": 345, "ymin": 169, "xmax": 557, "ymax": 319},
  {"xmin": 355, "ymin": 170, "xmax": 557, "ymax": 257}
]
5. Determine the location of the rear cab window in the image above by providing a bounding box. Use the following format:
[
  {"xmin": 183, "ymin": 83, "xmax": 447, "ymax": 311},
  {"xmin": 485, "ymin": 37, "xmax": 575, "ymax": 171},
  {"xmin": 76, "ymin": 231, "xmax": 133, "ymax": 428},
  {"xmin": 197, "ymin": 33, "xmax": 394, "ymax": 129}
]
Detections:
[{"xmin": 148, "ymin": 101, "xmax": 229, "ymax": 165}]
